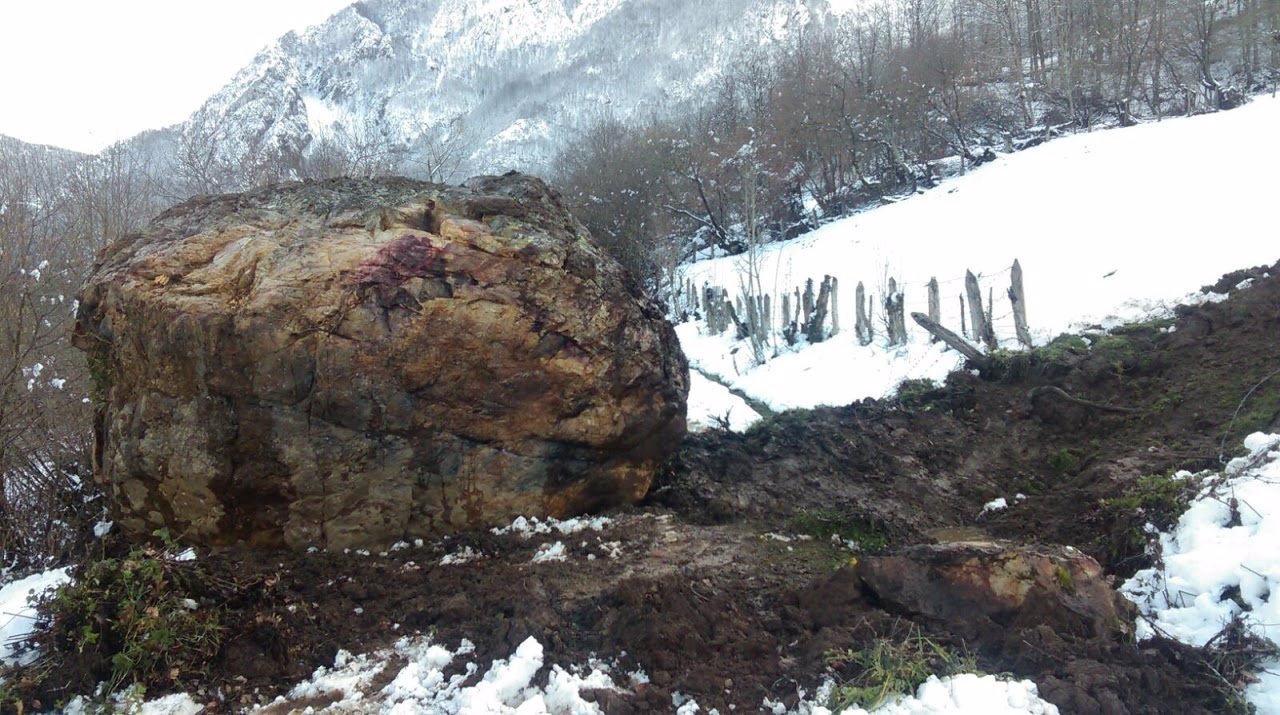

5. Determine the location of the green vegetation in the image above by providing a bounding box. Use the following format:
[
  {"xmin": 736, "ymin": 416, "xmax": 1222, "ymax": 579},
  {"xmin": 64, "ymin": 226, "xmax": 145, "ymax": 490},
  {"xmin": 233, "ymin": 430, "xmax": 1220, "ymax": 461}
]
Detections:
[
  {"xmin": 1108, "ymin": 317, "xmax": 1175, "ymax": 336},
  {"xmin": 1087, "ymin": 333, "xmax": 1142, "ymax": 374},
  {"xmin": 86, "ymin": 350, "xmax": 116, "ymax": 408},
  {"xmin": 1221, "ymin": 370, "xmax": 1280, "ymax": 442},
  {"xmin": 35, "ymin": 530, "xmax": 221, "ymax": 695},
  {"xmin": 790, "ymin": 509, "xmax": 889, "ymax": 554},
  {"xmin": 824, "ymin": 626, "xmax": 980, "ymax": 711},
  {"xmin": 1097, "ymin": 472, "xmax": 1202, "ymax": 572},
  {"xmin": 1104, "ymin": 473, "xmax": 1200, "ymax": 532},
  {"xmin": 986, "ymin": 332, "xmax": 1091, "ymax": 380},
  {"xmin": 1053, "ymin": 565, "xmax": 1076, "ymax": 593},
  {"xmin": 744, "ymin": 406, "xmax": 817, "ymax": 439},
  {"xmin": 895, "ymin": 378, "xmax": 939, "ymax": 408},
  {"xmin": 1036, "ymin": 334, "xmax": 1089, "ymax": 363},
  {"xmin": 1046, "ymin": 449, "xmax": 1081, "ymax": 477},
  {"xmin": 0, "ymin": 682, "xmax": 17, "ymax": 713}
]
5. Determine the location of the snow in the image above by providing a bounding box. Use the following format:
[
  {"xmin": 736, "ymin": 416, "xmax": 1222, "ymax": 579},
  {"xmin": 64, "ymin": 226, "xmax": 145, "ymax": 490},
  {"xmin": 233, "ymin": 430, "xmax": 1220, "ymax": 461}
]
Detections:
[
  {"xmin": 1121, "ymin": 433, "xmax": 1280, "ymax": 714},
  {"xmin": 303, "ymin": 93, "xmax": 348, "ymax": 136},
  {"xmin": 250, "ymin": 635, "xmax": 620, "ymax": 714},
  {"xmin": 64, "ymin": 691, "xmax": 204, "ymax": 715},
  {"xmin": 686, "ymin": 371, "xmax": 762, "ymax": 432},
  {"xmin": 677, "ymin": 94, "xmax": 1280, "ymax": 416},
  {"xmin": 532, "ymin": 541, "xmax": 568, "ymax": 563},
  {"xmin": 1122, "ymin": 433, "xmax": 1280, "ymax": 647},
  {"xmin": 439, "ymin": 545, "xmax": 483, "ymax": 565},
  {"xmin": 0, "ymin": 567, "xmax": 71, "ymax": 667},
  {"xmin": 491, "ymin": 515, "xmax": 613, "ymax": 538},
  {"xmin": 826, "ymin": 673, "xmax": 1059, "ymax": 714},
  {"xmin": 981, "ymin": 498, "xmax": 1009, "ymax": 515},
  {"xmin": 756, "ymin": 674, "xmax": 1058, "ymax": 715}
]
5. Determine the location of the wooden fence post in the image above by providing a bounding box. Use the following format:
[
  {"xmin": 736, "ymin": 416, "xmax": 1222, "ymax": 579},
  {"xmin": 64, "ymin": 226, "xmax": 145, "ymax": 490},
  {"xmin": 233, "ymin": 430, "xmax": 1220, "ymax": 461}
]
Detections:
[
  {"xmin": 856, "ymin": 281, "xmax": 873, "ymax": 346},
  {"xmin": 1009, "ymin": 259, "xmax": 1033, "ymax": 348},
  {"xmin": 965, "ymin": 271, "xmax": 984, "ymax": 342},
  {"xmin": 704, "ymin": 286, "xmax": 718, "ymax": 333},
  {"xmin": 830, "ymin": 276, "xmax": 840, "ymax": 336},
  {"xmin": 986, "ymin": 287, "xmax": 996, "ymax": 349},
  {"xmin": 802, "ymin": 279, "xmax": 815, "ymax": 336},
  {"xmin": 884, "ymin": 278, "xmax": 906, "ymax": 346},
  {"xmin": 782, "ymin": 293, "xmax": 795, "ymax": 345},
  {"xmin": 911, "ymin": 312, "xmax": 992, "ymax": 370},
  {"xmin": 965, "ymin": 270, "xmax": 997, "ymax": 350},
  {"xmin": 807, "ymin": 276, "xmax": 833, "ymax": 343},
  {"xmin": 927, "ymin": 278, "xmax": 940, "ymax": 343}
]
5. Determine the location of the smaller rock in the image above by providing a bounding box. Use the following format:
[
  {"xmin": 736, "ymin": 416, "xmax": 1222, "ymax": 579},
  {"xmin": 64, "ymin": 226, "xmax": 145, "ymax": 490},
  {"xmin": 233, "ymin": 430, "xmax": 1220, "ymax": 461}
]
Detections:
[{"xmin": 859, "ymin": 541, "xmax": 1131, "ymax": 642}]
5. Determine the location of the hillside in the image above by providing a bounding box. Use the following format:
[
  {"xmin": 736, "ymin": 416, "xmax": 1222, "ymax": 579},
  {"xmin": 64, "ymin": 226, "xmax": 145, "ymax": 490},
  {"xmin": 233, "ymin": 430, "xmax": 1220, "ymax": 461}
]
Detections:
[
  {"xmin": 2, "ymin": 92, "xmax": 1279, "ymax": 715},
  {"xmin": 679, "ymin": 93, "xmax": 1280, "ymax": 422},
  {"xmin": 140, "ymin": 0, "xmax": 844, "ymax": 183},
  {"xmin": 12, "ymin": 246, "xmax": 1280, "ymax": 715}
]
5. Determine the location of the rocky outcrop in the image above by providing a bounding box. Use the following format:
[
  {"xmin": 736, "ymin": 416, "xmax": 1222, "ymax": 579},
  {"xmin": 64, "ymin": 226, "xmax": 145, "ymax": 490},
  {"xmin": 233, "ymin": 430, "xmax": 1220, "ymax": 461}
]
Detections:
[
  {"xmin": 73, "ymin": 174, "xmax": 688, "ymax": 550},
  {"xmin": 859, "ymin": 541, "xmax": 1131, "ymax": 642}
]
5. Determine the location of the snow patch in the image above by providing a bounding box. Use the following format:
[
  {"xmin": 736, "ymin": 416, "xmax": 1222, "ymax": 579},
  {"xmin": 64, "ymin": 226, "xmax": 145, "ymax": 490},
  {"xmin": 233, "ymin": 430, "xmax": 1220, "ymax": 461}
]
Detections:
[
  {"xmin": 678, "ymin": 95, "xmax": 1280, "ymax": 411},
  {"xmin": 1122, "ymin": 433, "xmax": 1280, "ymax": 713},
  {"xmin": 981, "ymin": 498, "xmax": 1009, "ymax": 515},
  {"xmin": 687, "ymin": 370, "xmax": 762, "ymax": 432},
  {"xmin": 251, "ymin": 635, "xmax": 620, "ymax": 714},
  {"xmin": 492, "ymin": 515, "xmax": 612, "ymax": 538},
  {"xmin": 439, "ymin": 545, "xmax": 482, "ymax": 566},
  {"xmin": 756, "ymin": 672, "xmax": 1058, "ymax": 714},
  {"xmin": 0, "ymin": 567, "xmax": 71, "ymax": 666},
  {"xmin": 532, "ymin": 541, "xmax": 568, "ymax": 563}
]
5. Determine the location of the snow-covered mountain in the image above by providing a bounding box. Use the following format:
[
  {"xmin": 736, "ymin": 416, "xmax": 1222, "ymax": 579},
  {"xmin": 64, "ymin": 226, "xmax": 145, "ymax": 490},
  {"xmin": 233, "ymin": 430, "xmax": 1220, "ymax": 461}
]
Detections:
[{"xmin": 168, "ymin": 0, "xmax": 848, "ymax": 180}]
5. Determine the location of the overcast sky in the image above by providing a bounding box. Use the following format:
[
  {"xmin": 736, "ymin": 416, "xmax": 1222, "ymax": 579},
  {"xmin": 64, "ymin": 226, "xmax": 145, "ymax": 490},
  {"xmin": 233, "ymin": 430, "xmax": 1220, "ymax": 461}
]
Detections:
[{"xmin": 0, "ymin": 1, "xmax": 353, "ymax": 153}]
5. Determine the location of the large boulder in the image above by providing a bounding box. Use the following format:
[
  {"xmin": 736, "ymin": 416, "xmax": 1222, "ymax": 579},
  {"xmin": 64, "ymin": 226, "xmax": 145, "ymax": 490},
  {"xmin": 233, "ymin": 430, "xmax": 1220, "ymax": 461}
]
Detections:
[
  {"xmin": 73, "ymin": 174, "xmax": 688, "ymax": 550},
  {"xmin": 859, "ymin": 541, "xmax": 1131, "ymax": 642}
]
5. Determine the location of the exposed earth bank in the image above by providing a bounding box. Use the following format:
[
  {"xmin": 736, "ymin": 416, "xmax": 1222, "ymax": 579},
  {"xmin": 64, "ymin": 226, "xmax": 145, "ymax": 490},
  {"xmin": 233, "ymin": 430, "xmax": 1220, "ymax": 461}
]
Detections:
[{"xmin": 15, "ymin": 261, "xmax": 1280, "ymax": 714}]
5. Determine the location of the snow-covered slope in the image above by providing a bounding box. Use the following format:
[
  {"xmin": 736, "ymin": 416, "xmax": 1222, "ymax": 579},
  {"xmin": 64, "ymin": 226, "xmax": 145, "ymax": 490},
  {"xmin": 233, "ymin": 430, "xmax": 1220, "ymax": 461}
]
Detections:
[
  {"xmin": 173, "ymin": 0, "xmax": 842, "ymax": 177},
  {"xmin": 679, "ymin": 94, "xmax": 1280, "ymax": 415}
]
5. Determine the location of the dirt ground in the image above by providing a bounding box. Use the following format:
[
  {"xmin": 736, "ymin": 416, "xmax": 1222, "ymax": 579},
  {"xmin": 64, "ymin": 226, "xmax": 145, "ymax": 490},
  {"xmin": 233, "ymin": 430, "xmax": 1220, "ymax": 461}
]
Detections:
[{"xmin": 12, "ymin": 261, "xmax": 1280, "ymax": 714}]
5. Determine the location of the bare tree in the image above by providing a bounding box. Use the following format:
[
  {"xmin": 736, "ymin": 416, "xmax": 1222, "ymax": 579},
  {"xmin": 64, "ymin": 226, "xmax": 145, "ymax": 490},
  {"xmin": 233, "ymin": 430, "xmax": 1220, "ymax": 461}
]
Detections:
[
  {"xmin": 403, "ymin": 113, "xmax": 471, "ymax": 184},
  {"xmin": 0, "ymin": 140, "xmax": 103, "ymax": 567}
]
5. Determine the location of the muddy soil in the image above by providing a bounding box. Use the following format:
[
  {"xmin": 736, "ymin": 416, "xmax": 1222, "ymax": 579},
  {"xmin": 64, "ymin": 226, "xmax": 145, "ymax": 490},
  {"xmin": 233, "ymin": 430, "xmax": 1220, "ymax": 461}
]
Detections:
[{"xmin": 12, "ymin": 261, "xmax": 1280, "ymax": 714}]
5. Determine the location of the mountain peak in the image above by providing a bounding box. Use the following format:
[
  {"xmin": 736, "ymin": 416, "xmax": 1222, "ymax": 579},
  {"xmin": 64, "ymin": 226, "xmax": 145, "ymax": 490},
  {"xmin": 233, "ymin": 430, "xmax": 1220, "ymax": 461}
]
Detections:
[{"xmin": 164, "ymin": 0, "xmax": 842, "ymax": 183}]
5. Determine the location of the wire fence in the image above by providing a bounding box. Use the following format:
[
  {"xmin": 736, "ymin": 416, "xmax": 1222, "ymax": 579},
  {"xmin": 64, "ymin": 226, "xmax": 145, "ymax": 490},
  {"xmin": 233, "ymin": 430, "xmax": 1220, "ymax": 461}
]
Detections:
[{"xmin": 684, "ymin": 259, "xmax": 1034, "ymax": 359}]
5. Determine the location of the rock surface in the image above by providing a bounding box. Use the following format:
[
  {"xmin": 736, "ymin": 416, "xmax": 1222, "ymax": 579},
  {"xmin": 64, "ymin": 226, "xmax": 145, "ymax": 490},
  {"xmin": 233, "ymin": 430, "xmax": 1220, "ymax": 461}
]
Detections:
[
  {"xmin": 859, "ymin": 541, "xmax": 1131, "ymax": 642},
  {"xmin": 73, "ymin": 174, "xmax": 688, "ymax": 549}
]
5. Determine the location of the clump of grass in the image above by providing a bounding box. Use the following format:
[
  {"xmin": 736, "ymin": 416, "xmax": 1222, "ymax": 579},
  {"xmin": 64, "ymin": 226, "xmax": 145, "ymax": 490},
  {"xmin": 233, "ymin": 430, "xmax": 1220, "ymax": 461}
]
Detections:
[
  {"xmin": 28, "ymin": 530, "xmax": 221, "ymax": 696},
  {"xmin": 790, "ymin": 509, "xmax": 889, "ymax": 554},
  {"xmin": 895, "ymin": 378, "xmax": 939, "ymax": 407},
  {"xmin": 1046, "ymin": 449, "xmax": 1081, "ymax": 476},
  {"xmin": 1097, "ymin": 472, "xmax": 1202, "ymax": 573},
  {"xmin": 1087, "ymin": 333, "xmax": 1152, "ymax": 375},
  {"xmin": 1054, "ymin": 565, "xmax": 1076, "ymax": 593},
  {"xmin": 824, "ymin": 625, "xmax": 979, "ymax": 711},
  {"xmin": 1036, "ymin": 333, "xmax": 1089, "ymax": 363},
  {"xmin": 1104, "ymin": 473, "xmax": 1199, "ymax": 533}
]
